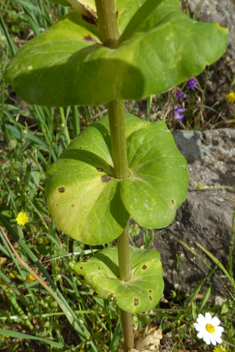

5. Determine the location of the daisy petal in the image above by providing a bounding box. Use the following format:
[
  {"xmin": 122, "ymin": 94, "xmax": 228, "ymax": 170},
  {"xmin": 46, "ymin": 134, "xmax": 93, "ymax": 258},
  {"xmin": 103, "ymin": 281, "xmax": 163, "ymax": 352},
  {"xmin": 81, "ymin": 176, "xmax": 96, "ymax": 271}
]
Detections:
[
  {"xmin": 194, "ymin": 323, "xmax": 202, "ymax": 331},
  {"xmin": 197, "ymin": 330, "xmax": 205, "ymax": 339},
  {"xmin": 197, "ymin": 314, "xmax": 206, "ymax": 325},
  {"xmin": 211, "ymin": 316, "xmax": 221, "ymax": 326},
  {"xmin": 215, "ymin": 335, "xmax": 222, "ymax": 344},
  {"xmin": 205, "ymin": 312, "xmax": 212, "ymax": 322},
  {"xmin": 215, "ymin": 326, "xmax": 224, "ymax": 335},
  {"xmin": 204, "ymin": 333, "xmax": 211, "ymax": 345},
  {"xmin": 210, "ymin": 335, "xmax": 217, "ymax": 345}
]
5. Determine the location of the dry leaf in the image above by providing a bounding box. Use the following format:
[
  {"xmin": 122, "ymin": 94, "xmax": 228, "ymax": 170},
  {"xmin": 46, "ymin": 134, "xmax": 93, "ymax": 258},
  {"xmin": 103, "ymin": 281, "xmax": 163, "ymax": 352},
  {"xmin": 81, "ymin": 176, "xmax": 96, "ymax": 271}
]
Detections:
[{"xmin": 119, "ymin": 325, "xmax": 162, "ymax": 352}]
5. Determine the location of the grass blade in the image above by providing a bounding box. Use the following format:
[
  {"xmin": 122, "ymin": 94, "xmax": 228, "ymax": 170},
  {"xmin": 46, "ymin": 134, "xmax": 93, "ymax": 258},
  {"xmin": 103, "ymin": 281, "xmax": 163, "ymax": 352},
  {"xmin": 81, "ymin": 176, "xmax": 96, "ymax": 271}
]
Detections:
[
  {"xmin": 195, "ymin": 242, "xmax": 235, "ymax": 288},
  {"xmin": 0, "ymin": 329, "xmax": 65, "ymax": 348}
]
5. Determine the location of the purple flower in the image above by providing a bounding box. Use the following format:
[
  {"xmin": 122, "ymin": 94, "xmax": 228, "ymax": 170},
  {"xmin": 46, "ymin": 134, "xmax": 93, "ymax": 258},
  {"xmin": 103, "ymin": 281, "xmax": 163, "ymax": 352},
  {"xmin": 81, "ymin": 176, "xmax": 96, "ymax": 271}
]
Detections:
[
  {"xmin": 174, "ymin": 106, "xmax": 185, "ymax": 122},
  {"xmin": 176, "ymin": 90, "xmax": 186, "ymax": 101},
  {"xmin": 186, "ymin": 78, "xmax": 197, "ymax": 90}
]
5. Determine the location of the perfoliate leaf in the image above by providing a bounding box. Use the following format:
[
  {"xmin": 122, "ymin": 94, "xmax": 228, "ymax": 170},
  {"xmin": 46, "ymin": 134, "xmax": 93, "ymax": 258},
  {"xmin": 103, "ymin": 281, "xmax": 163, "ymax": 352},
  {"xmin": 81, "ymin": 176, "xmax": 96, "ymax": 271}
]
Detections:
[
  {"xmin": 69, "ymin": 246, "xmax": 164, "ymax": 314},
  {"xmin": 4, "ymin": 0, "xmax": 228, "ymax": 106},
  {"xmin": 46, "ymin": 114, "xmax": 188, "ymax": 245}
]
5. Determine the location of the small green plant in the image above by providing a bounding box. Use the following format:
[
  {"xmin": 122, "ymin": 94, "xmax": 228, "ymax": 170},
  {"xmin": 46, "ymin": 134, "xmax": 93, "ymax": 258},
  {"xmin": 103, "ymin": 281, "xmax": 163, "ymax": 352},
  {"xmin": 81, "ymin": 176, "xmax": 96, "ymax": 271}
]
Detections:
[{"xmin": 4, "ymin": 0, "xmax": 228, "ymax": 350}]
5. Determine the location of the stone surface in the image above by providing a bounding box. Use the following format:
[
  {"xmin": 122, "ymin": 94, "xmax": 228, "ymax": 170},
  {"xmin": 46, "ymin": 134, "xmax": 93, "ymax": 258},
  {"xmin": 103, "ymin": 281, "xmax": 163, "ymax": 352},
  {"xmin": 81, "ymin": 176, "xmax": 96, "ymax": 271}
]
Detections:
[{"xmin": 135, "ymin": 129, "xmax": 235, "ymax": 297}]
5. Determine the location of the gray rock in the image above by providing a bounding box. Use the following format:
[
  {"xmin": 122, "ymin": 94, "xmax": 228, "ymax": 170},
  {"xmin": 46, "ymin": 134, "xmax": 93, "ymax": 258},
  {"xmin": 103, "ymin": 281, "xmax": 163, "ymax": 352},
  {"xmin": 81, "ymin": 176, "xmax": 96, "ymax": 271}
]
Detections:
[
  {"xmin": 183, "ymin": 0, "xmax": 235, "ymax": 59},
  {"xmin": 135, "ymin": 129, "xmax": 235, "ymax": 297}
]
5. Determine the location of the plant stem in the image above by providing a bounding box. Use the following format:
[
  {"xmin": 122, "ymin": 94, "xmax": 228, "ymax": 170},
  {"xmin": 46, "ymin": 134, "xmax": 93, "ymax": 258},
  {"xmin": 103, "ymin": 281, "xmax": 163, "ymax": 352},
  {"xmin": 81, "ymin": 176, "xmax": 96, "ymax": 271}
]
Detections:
[
  {"xmin": 95, "ymin": 0, "xmax": 119, "ymax": 47},
  {"xmin": 59, "ymin": 107, "xmax": 70, "ymax": 146},
  {"xmin": 120, "ymin": 310, "xmax": 134, "ymax": 350},
  {"xmin": 117, "ymin": 223, "xmax": 131, "ymax": 281},
  {"xmin": 95, "ymin": 0, "xmax": 134, "ymax": 350},
  {"xmin": 107, "ymin": 100, "xmax": 129, "ymax": 179}
]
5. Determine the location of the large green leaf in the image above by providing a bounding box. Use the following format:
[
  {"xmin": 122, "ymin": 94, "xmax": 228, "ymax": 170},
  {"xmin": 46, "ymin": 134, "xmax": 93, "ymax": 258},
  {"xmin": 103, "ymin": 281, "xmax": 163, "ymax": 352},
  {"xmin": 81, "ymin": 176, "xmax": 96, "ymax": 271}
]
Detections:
[
  {"xmin": 69, "ymin": 246, "xmax": 164, "ymax": 314},
  {"xmin": 46, "ymin": 119, "xmax": 129, "ymax": 245},
  {"xmin": 121, "ymin": 115, "xmax": 188, "ymax": 228},
  {"xmin": 46, "ymin": 114, "xmax": 188, "ymax": 245},
  {"xmin": 4, "ymin": 0, "xmax": 228, "ymax": 106}
]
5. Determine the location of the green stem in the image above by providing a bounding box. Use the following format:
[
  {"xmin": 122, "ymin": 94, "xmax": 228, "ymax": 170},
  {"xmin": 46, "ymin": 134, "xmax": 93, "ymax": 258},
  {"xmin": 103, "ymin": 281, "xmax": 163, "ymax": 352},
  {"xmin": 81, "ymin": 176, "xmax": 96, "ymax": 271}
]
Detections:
[
  {"xmin": 71, "ymin": 105, "xmax": 80, "ymax": 136},
  {"xmin": 59, "ymin": 107, "xmax": 70, "ymax": 146},
  {"xmin": 120, "ymin": 310, "xmax": 134, "ymax": 350},
  {"xmin": 107, "ymin": 100, "xmax": 129, "ymax": 179},
  {"xmin": 95, "ymin": 0, "xmax": 119, "ymax": 47},
  {"xmin": 117, "ymin": 224, "xmax": 131, "ymax": 281},
  {"xmin": 95, "ymin": 0, "xmax": 134, "ymax": 350}
]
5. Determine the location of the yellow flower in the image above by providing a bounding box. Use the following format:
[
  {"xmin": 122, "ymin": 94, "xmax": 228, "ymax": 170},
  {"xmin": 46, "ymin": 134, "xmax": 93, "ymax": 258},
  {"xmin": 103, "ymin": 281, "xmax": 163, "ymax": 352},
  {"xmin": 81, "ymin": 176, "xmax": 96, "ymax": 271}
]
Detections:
[
  {"xmin": 16, "ymin": 212, "xmax": 29, "ymax": 226},
  {"xmin": 214, "ymin": 345, "xmax": 226, "ymax": 352},
  {"xmin": 9, "ymin": 272, "xmax": 16, "ymax": 279},
  {"xmin": 27, "ymin": 273, "xmax": 36, "ymax": 281},
  {"xmin": 226, "ymin": 92, "xmax": 235, "ymax": 103}
]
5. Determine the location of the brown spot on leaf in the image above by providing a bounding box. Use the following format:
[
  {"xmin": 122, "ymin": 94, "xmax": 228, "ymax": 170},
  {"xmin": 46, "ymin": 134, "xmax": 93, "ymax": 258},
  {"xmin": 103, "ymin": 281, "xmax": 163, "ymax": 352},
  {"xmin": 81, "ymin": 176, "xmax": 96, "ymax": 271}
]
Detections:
[
  {"xmin": 71, "ymin": 204, "xmax": 75, "ymax": 207},
  {"xmin": 80, "ymin": 267, "xmax": 83, "ymax": 270},
  {"xmin": 58, "ymin": 187, "xmax": 65, "ymax": 193},
  {"xmin": 134, "ymin": 298, "xmax": 139, "ymax": 306},
  {"xmin": 149, "ymin": 296, "xmax": 152, "ymax": 301},
  {"xmin": 82, "ymin": 260, "xmax": 88, "ymax": 263},
  {"xmin": 171, "ymin": 199, "xmax": 175, "ymax": 204},
  {"xmin": 98, "ymin": 267, "xmax": 100, "ymax": 270},
  {"xmin": 142, "ymin": 265, "xmax": 147, "ymax": 270},
  {"xmin": 83, "ymin": 34, "xmax": 98, "ymax": 43},
  {"xmin": 149, "ymin": 290, "xmax": 152, "ymax": 293},
  {"xmin": 101, "ymin": 174, "xmax": 111, "ymax": 183},
  {"xmin": 79, "ymin": 147, "xmax": 82, "ymax": 149},
  {"xmin": 220, "ymin": 22, "xmax": 227, "ymax": 29},
  {"xmin": 116, "ymin": 11, "xmax": 118, "ymax": 18},
  {"xmin": 82, "ymin": 14, "xmax": 97, "ymax": 25},
  {"xmin": 96, "ymin": 167, "xmax": 103, "ymax": 172}
]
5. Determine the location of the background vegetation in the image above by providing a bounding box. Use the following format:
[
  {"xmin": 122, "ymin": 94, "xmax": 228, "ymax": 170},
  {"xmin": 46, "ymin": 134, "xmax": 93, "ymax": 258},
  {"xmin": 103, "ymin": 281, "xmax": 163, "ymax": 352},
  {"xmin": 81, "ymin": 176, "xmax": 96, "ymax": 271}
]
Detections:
[{"xmin": 0, "ymin": 0, "xmax": 235, "ymax": 351}]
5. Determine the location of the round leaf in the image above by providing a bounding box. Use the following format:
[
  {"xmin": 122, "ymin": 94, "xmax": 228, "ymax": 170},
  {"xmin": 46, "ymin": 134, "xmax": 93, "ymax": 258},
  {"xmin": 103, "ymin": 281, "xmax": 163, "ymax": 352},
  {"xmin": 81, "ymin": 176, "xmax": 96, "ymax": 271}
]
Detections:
[
  {"xmin": 46, "ymin": 120, "xmax": 129, "ymax": 245},
  {"xmin": 69, "ymin": 246, "xmax": 164, "ymax": 314},
  {"xmin": 46, "ymin": 114, "xmax": 188, "ymax": 245},
  {"xmin": 4, "ymin": 1, "xmax": 228, "ymax": 106},
  {"xmin": 121, "ymin": 115, "xmax": 189, "ymax": 228}
]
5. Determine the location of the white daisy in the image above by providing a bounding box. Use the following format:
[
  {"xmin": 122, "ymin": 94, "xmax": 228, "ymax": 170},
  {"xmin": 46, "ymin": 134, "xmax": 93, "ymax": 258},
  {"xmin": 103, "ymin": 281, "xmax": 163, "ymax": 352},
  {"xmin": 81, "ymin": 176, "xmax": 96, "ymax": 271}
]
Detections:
[{"xmin": 193, "ymin": 312, "xmax": 224, "ymax": 345}]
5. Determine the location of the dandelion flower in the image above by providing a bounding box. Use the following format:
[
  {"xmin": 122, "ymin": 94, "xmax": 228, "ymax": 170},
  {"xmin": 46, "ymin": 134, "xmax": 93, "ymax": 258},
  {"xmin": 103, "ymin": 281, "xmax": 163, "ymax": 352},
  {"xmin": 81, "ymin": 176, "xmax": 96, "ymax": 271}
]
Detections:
[
  {"xmin": 186, "ymin": 78, "xmax": 197, "ymax": 90},
  {"xmin": 174, "ymin": 106, "xmax": 185, "ymax": 122},
  {"xmin": 27, "ymin": 273, "xmax": 36, "ymax": 281},
  {"xmin": 193, "ymin": 312, "xmax": 224, "ymax": 345},
  {"xmin": 214, "ymin": 345, "xmax": 226, "ymax": 352},
  {"xmin": 226, "ymin": 92, "xmax": 235, "ymax": 103},
  {"xmin": 16, "ymin": 212, "xmax": 29, "ymax": 226}
]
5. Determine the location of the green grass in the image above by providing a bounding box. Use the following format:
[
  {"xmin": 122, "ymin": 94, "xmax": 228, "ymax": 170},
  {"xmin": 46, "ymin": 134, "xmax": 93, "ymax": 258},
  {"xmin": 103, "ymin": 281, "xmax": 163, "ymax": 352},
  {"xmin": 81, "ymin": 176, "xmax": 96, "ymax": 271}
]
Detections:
[{"xmin": 0, "ymin": 0, "xmax": 235, "ymax": 351}]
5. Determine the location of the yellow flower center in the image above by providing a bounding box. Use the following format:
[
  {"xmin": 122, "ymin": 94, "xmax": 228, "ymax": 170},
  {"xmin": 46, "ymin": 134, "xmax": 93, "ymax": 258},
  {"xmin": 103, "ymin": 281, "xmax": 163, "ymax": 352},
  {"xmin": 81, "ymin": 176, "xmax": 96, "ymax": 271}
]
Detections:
[{"xmin": 206, "ymin": 323, "xmax": 215, "ymax": 333}]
